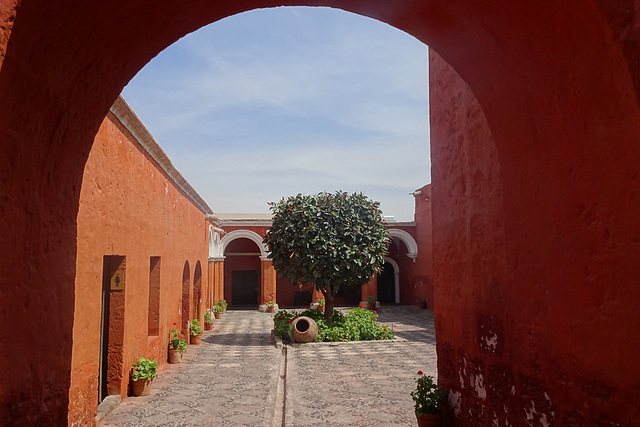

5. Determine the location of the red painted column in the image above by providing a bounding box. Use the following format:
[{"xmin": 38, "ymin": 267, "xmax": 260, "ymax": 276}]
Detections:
[
  {"xmin": 210, "ymin": 259, "xmax": 225, "ymax": 304},
  {"xmin": 260, "ymin": 258, "xmax": 277, "ymax": 304}
]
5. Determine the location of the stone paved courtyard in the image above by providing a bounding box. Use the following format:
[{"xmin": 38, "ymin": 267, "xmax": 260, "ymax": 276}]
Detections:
[{"xmin": 98, "ymin": 306, "xmax": 437, "ymax": 427}]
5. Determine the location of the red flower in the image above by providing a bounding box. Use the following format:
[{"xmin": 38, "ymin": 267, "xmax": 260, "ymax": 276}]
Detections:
[
  {"xmin": 393, "ymin": 325, "xmax": 396, "ymax": 328},
  {"xmin": 418, "ymin": 370, "xmax": 423, "ymax": 375},
  {"xmin": 173, "ymin": 322, "xmax": 177, "ymax": 325},
  {"xmin": 178, "ymin": 335, "xmax": 182, "ymax": 339},
  {"xmin": 279, "ymin": 315, "xmax": 283, "ymax": 318},
  {"xmin": 288, "ymin": 319, "xmax": 292, "ymax": 322}
]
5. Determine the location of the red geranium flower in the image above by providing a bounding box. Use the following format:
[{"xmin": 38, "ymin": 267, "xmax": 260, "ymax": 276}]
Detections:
[
  {"xmin": 178, "ymin": 335, "xmax": 182, "ymax": 339},
  {"xmin": 288, "ymin": 319, "xmax": 292, "ymax": 322},
  {"xmin": 173, "ymin": 322, "xmax": 177, "ymax": 325},
  {"xmin": 418, "ymin": 370, "xmax": 423, "ymax": 375}
]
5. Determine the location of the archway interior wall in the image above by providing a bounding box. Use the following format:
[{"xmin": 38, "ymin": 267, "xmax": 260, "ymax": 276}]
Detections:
[
  {"xmin": 431, "ymin": 42, "xmax": 640, "ymax": 423},
  {"xmin": 2, "ymin": 1, "xmax": 640, "ymax": 425}
]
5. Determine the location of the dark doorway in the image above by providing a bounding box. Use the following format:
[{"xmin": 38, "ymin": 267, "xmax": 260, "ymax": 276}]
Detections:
[
  {"xmin": 232, "ymin": 270, "xmax": 259, "ymax": 305},
  {"xmin": 100, "ymin": 256, "xmax": 126, "ymax": 403},
  {"xmin": 377, "ymin": 261, "xmax": 396, "ymax": 304}
]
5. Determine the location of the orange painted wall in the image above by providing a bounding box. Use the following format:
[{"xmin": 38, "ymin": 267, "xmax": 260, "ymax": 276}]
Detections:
[{"xmin": 69, "ymin": 111, "xmax": 209, "ymax": 425}]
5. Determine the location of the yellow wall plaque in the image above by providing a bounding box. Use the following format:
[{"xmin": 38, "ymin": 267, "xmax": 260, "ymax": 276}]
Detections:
[{"xmin": 111, "ymin": 270, "xmax": 125, "ymax": 291}]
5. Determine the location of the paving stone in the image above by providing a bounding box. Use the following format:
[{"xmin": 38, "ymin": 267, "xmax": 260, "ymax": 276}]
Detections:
[{"xmin": 99, "ymin": 306, "xmax": 436, "ymax": 427}]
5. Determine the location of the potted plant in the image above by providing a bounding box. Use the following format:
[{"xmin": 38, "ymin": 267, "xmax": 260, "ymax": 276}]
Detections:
[
  {"xmin": 417, "ymin": 298, "xmax": 427, "ymax": 309},
  {"xmin": 168, "ymin": 324, "xmax": 187, "ymax": 363},
  {"xmin": 367, "ymin": 295, "xmax": 377, "ymax": 311},
  {"xmin": 318, "ymin": 299, "xmax": 325, "ymax": 312},
  {"xmin": 130, "ymin": 356, "xmax": 158, "ymax": 396},
  {"xmin": 213, "ymin": 302, "xmax": 224, "ymax": 319},
  {"xmin": 218, "ymin": 299, "xmax": 228, "ymax": 313},
  {"xmin": 190, "ymin": 319, "xmax": 203, "ymax": 344},
  {"xmin": 204, "ymin": 309, "xmax": 213, "ymax": 331},
  {"xmin": 265, "ymin": 300, "xmax": 276, "ymax": 313},
  {"xmin": 411, "ymin": 372, "xmax": 446, "ymax": 427}
]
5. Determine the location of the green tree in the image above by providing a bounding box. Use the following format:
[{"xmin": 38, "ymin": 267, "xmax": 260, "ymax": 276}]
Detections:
[{"xmin": 263, "ymin": 191, "xmax": 389, "ymax": 320}]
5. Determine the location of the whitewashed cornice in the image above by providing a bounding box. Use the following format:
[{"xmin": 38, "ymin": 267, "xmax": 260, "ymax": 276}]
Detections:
[{"xmin": 110, "ymin": 96, "xmax": 213, "ymax": 215}]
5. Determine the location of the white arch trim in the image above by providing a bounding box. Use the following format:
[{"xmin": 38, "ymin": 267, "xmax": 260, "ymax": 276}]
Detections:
[
  {"xmin": 220, "ymin": 229, "xmax": 269, "ymax": 260},
  {"xmin": 384, "ymin": 256, "xmax": 401, "ymax": 304},
  {"xmin": 387, "ymin": 229, "xmax": 418, "ymax": 262}
]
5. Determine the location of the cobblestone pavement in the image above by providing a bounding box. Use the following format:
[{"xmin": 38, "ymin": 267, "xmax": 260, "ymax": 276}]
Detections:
[
  {"xmin": 284, "ymin": 306, "xmax": 437, "ymax": 427},
  {"xmin": 99, "ymin": 306, "xmax": 436, "ymax": 427},
  {"xmin": 99, "ymin": 311, "xmax": 282, "ymax": 427}
]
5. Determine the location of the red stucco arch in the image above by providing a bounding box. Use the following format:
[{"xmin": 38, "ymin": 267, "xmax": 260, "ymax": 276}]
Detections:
[{"xmin": 1, "ymin": 1, "xmax": 640, "ymax": 424}]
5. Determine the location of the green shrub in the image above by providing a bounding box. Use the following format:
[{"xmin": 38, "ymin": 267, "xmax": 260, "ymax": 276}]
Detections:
[{"xmin": 272, "ymin": 307, "xmax": 394, "ymax": 343}]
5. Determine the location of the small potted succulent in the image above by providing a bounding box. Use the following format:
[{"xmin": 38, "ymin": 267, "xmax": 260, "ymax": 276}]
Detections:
[
  {"xmin": 213, "ymin": 302, "xmax": 224, "ymax": 319},
  {"xmin": 204, "ymin": 309, "xmax": 213, "ymax": 331},
  {"xmin": 367, "ymin": 295, "xmax": 377, "ymax": 311},
  {"xmin": 190, "ymin": 319, "xmax": 203, "ymax": 344},
  {"xmin": 411, "ymin": 372, "xmax": 447, "ymax": 427},
  {"xmin": 168, "ymin": 324, "xmax": 187, "ymax": 363},
  {"xmin": 130, "ymin": 356, "xmax": 158, "ymax": 396},
  {"xmin": 417, "ymin": 298, "xmax": 427, "ymax": 309}
]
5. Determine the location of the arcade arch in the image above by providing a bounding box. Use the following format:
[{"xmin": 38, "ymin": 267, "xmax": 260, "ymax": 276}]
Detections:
[{"xmin": 1, "ymin": 1, "xmax": 640, "ymax": 425}]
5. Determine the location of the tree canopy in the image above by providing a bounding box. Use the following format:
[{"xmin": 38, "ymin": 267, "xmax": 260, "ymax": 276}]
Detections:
[{"xmin": 263, "ymin": 191, "xmax": 389, "ymax": 318}]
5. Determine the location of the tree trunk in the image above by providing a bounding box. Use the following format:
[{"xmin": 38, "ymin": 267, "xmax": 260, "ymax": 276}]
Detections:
[{"xmin": 322, "ymin": 287, "xmax": 334, "ymax": 321}]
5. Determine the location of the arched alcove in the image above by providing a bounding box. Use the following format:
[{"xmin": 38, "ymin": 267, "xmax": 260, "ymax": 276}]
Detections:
[{"xmin": 181, "ymin": 261, "xmax": 191, "ymax": 336}]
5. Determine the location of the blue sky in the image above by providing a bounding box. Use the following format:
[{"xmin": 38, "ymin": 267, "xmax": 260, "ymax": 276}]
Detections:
[{"xmin": 122, "ymin": 6, "xmax": 430, "ymax": 221}]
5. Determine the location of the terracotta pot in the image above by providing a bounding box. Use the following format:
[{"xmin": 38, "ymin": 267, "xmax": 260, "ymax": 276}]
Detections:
[
  {"xmin": 267, "ymin": 306, "xmax": 275, "ymax": 313},
  {"xmin": 214, "ymin": 312, "xmax": 222, "ymax": 319},
  {"xmin": 168, "ymin": 348, "xmax": 182, "ymax": 364},
  {"xmin": 131, "ymin": 378, "xmax": 152, "ymax": 396},
  {"xmin": 418, "ymin": 301, "xmax": 427, "ymax": 309},
  {"xmin": 204, "ymin": 321, "xmax": 213, "ymax": 331},
  {"xmin": 368, "ymin": 302, "xmax": 376, "ymax": 311},
  {"xmin": 191, "ymin": 334, "xmax": 202, "ymax": 345},
  {"xmin": 416, "ymin": 412, "xmax": 442, "ymax": 427},
  {"xmin": 291, "ymin": 316, "xmax": 318, "ymax": 343}
]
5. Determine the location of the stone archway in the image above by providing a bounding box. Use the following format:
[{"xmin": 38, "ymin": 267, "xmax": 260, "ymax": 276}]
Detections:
[
  {"xmin": 387, "ymin": 229, "xmax": 418, "ymax": 262},
  {"xmin": 219, "ymin": 230, "xmax": 277, "ymax": 307},
  {"xmin": 2, "ymin": 2, "xmax": 640, "ymax": 424},
  {"xmin": 377, "ymin": 256, "xmax": 400, "ymax": 304}
]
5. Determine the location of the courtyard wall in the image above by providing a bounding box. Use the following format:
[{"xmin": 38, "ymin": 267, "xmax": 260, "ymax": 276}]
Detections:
[{"xmin": 69, "ymin": 97, "xmax": 211, "ymax": 425}]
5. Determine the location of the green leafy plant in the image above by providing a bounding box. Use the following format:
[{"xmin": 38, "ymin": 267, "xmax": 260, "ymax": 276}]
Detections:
[
  {"xmin": 272, "ymin": 307, "xmax": 394, "ymax": 343},
  {"xmin": 213, "ymin": 303, "xmax": 224, "ymax": 313},
  {"xmin": 263, "ymin": 191, "xmax": 389, "ymax": 320},
  {"xmin": 217, "ymin": 299, "xmax": 228, "ymax": 309},
  {"xmin": 367, "ymin": 295, "xmax": 376, "ymax": 304},
  {"xmin": 318, "ymin": 299, "xmax": 325, "ymax": 307},
  {"xmin": 204, "ymin": 310, "xmax": 212, "ymax": 323},
  {"xmin": 411, "ymin": 372, "xmax": 446, "ymax": 416},
  {"xmin": 169, "ymin": 327, "xmax": 187, "ymax": 353},
  {"xmin": 131, "ymin": 356, "xmax": 158, "ymax": 381},
  {"xmin": 190, "ymin": 319, "xmax": 203, "ymax": 336},
  {"xmin": 265, "ymin": 300, "xmax": 275, "ymax": 307}
]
